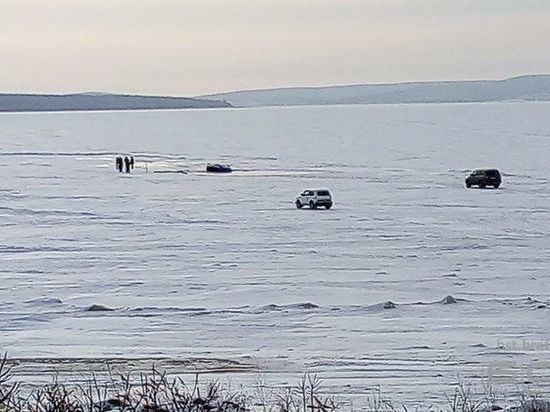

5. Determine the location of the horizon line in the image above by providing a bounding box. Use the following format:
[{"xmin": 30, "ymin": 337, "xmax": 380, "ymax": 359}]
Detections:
[{"xmin": 1, "ymin": 73, "xmax": 548, "ymax": 99}]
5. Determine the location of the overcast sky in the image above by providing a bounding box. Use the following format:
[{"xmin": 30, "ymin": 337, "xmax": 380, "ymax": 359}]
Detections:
[{"xmin": 1, "ymin": 0, "xmax": 549, "ymax": 95}]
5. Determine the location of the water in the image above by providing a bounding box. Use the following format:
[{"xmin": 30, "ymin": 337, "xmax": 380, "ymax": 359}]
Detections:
[{"xmin": 0, "ymin": 102, "xmax": 549, "ymax": 405}]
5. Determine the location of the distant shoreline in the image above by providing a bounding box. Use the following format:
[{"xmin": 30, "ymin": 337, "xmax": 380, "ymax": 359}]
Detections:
[
  {"xmin": 0, "ymin": 106, "xmax": 233, "ymax": 114},
  {"xmin": 0, "ymin": 99, "xmax": 547, "ymax": 115},
  {"xmin": 0, "ymin": 93, "xmax": 231, "ymax": 113},
  {"xmin": 200, "ymin": 74, "xmax": 550, "ymax": 108},
  {"xmin": 1, "ymin": 74, "xmax": 549, "ymax": 112}
]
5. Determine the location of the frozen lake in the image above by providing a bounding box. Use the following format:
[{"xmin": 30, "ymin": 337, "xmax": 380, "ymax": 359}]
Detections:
[{"xmin": 1, "ymin": 102, "xmax": 549, "ymax": 405}]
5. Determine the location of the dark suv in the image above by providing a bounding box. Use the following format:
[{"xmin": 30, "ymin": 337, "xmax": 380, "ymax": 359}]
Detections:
[{"xmin": 465, "ymin": 169, "xmax": 502, "ymax": 189}]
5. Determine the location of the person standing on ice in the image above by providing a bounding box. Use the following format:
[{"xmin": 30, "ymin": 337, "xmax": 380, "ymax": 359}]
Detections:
[
  {"xmin": 129, "ymin": 155, "xmax": 135, "ymax": 170},
  {"xmin": 115, "ymin": 156, "xmax": 123, "ymax": 173},
  {"xmin": 124, "ymin": 156, "xmax": 131, "ymax": 173}
]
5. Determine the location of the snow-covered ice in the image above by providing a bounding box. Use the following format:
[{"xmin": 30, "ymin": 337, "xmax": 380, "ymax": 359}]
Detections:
[{"xmin": 0, "ymin": 102, "xmax": 549, "ymax": 405}]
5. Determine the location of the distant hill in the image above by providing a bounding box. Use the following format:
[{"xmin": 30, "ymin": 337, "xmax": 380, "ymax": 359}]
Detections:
[
  {"xmin": 200, "ymin": 75, "xmax": 550, "ymax": 107},
  {"xmin": 4, "ymin": 75, "xmax": 549, "ymax": 112},
  {"xmin": 0, "ymin": 93, "xmax": 231, "ymax": 112}
]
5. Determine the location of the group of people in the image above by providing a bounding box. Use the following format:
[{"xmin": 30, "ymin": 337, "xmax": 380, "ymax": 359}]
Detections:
[{"xmin": 115, "ymin": 155, "xmax": 135, "ymax": 173}]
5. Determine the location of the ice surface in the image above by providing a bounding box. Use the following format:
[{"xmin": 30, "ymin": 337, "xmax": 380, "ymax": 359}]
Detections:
[{"xmin": 0, "ymin": 102, "xmax": 549, "ymax": 405}]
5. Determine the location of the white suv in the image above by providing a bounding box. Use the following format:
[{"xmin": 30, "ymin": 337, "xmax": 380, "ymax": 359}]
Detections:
[{"xmin": 295, "ymin": 189, "xmax": 333, "ymax": 209}]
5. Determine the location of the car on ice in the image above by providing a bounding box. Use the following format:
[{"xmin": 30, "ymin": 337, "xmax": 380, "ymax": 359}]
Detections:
[
  {"xmin": 295, "ymin": 189, "xmax": 333, "ymax": 209},
  {"xmin": 206, "ymin": 163, "xmax": 232, "ymax": 173},
  {"xmin": 465, "ymin": 169, "xmax": 502, "ymax": 189}
]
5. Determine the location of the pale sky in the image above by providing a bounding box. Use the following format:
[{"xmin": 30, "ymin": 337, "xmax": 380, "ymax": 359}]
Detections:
[{"xmin": 1, "ymin": 0, "xmax": 549, "ymax": 96}]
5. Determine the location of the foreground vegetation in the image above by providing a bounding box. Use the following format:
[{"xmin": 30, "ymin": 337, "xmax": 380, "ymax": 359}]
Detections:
[{"xmin": 1, "ymin": 354, "xmax": 548, "ymax": 412}]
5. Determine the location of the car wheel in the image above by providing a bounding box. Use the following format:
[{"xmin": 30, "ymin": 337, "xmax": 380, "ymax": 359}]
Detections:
[
  {"xmin": 466, "ymin": 181, "xmax": 471, "ymax": 188},
  {"xmin": 309, "ymin": 201, "xmax": 317, "ymax": 209},
  {"xmin": 296, "ymin": 200, "xmax": 303, "ymax": 209},
  {"xmin": 493, "ymin": 183, "xmax": 500, "ymax": 189},
  {"xmin": 325, "ymin": 203, "xmax": 332, "ymax": 209}
]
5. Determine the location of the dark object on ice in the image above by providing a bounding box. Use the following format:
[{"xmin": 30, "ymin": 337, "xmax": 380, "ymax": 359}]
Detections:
[
  {"xmin": 124, "ymin": 156, "xmax": 131, "ymax": 173},
  {"xmin": 465, "ymin": 168, "xmax": 501, "ymax": 188},
  {"xmin": 294, "ymin": 302, "xmax": 319, "ymax": 309},
  {"xmin": 295, "ymin": 189, "xmax": 333, "ymax": 209},
  {"xmin": 442, "ymin": 295, "xmax": 457, "ymax": 304},
  {"xmin": 206, "ymin": 163, "xmax": 232, "ymax": 173},
  {"xmin": 129, "ymin": 155, "xmax": 135, "ymax": 169},
  {"xmin": 477, "ymin": 406, "xmax": 504, "ymax": 412},
  {"xmin": 154, "ymin": 170, "xmax": 188, "ymax": 174},
  {"xmin": 260, "ymin": 302, "xmax": 319, "ymax": 312},
  {"xmin": 87, "ymin": 304, "xmax": 115, "ymax": 312},
  {"xmin": 115, "ymin": 156, "xmax": 123, "ymax": 173},
  {"xmin": 383, "ymin": 301, "xmax": 396, "ymax": 309},
  {"xmin": 94, "ymin": 399, "xmax": 129, "ymax": 412}
]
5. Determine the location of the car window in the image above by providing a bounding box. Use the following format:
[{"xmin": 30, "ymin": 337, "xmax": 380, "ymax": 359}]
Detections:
[
  {"xmin": 316, "ymin": 191, "xmax": 330, "ymax": 196},
  {"xmin": 486, "ymin": 170, "xmax": 500, "ymax": 177}
]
